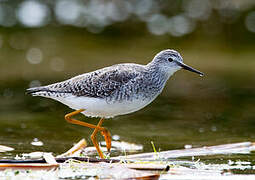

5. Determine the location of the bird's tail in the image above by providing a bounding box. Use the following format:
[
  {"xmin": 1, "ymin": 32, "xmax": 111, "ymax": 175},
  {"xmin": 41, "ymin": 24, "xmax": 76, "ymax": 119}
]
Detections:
[
  {"xmin": 26, "ymin": 86, "xmax": 50, "ymax": 97},
  {"xmin": 26, "ymin": 84, "xmax": 71, "ymax": 98}
]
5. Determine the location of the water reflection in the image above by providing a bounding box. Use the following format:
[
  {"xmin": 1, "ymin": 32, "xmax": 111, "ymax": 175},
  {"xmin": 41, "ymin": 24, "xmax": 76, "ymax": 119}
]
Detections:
[{"xmin": 31, "ymin": 138, "xmax": 44, "ymax": 147}]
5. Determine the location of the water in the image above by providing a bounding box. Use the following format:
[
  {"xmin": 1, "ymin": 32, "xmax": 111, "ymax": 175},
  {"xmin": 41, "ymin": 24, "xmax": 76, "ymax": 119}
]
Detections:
[{"xmin": 0, "ymin": 29, "xmax": 255, "ymax": 174}]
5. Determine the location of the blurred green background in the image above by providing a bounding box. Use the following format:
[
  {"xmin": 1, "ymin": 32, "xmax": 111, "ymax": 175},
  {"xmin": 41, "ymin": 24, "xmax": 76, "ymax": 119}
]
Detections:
[{"xmin": 0, "ymin": 0, "xmax": 255, "ymax": 158}]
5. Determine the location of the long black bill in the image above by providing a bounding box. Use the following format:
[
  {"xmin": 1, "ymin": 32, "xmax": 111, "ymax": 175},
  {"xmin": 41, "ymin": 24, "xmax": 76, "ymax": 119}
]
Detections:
[{"xmin": 176, "ymin": 61, "xmax": 204, "ymax": 76}]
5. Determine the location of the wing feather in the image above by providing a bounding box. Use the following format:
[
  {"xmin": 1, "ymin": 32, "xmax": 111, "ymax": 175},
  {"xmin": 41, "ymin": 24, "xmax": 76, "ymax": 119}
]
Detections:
[{"xmin": 27, "ymin": 64, "xmax": 142, "ymax": 99}]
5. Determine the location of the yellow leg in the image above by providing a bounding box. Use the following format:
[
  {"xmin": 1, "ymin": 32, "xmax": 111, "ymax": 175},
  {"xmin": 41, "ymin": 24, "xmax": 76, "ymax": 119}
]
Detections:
[
  {"xmin": 64, "ymin": 109, "xmax": 111, "ymax": 158},
  {"xmin": 101, "ymin": 129, "xmax": 112, "ymax": 152},
  {"xmin": 90, "ymin": 118, "xmax": 105, "ymax": 158},
  {"xmin": 65, "ymin": 109, "xmax": 104, "ymax": 131}
]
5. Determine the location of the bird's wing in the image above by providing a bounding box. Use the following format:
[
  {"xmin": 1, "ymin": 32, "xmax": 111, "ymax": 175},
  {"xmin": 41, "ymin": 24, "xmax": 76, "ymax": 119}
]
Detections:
[{"xmin": 27, "ymin": 64, "xmax": 141, "ymax": 99}]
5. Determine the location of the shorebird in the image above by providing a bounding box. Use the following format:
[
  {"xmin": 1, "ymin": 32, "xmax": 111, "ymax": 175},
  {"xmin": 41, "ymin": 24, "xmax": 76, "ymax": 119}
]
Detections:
[{"xmin": 27, "ymin": 49, "xmax": 204, "ymax": 158}]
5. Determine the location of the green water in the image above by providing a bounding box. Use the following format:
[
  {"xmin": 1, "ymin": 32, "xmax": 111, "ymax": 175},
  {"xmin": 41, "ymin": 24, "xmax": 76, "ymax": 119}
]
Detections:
[{"xmin": 0, "ymin": 28, "xmax": 255, "ymax": 172}]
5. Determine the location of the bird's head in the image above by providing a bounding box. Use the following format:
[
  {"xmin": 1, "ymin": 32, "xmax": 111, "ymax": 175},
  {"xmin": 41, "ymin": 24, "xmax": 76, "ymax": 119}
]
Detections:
[{"xmin": 152, "ymin": 49, "xmax": 204, "ymax": 76}]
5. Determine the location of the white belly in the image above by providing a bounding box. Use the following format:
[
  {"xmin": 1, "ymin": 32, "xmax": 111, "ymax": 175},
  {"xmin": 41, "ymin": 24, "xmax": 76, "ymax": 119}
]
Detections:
[{"xmin": 50, "ymin": 95, "xmax": 155, "ymax": 118}]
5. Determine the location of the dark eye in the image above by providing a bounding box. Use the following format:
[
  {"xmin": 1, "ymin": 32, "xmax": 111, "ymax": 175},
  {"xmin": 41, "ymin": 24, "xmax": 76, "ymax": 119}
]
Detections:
[{"xmin": 168, "ymin": 57, "xmax": 173, "ymax": 62}]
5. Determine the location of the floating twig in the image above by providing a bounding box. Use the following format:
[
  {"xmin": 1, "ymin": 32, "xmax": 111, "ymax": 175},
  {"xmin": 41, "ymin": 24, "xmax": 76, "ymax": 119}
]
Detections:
[
  {"xmin": 117, "ymin": 142, "xmax": 255, "ymax": 160},
  {"xmin": 57, "ymin": 139, "xmax": 87, "ymax": 158},
  {"xmin": 0, "ymin": 145, "xmax": 14, "ymax": 152}
]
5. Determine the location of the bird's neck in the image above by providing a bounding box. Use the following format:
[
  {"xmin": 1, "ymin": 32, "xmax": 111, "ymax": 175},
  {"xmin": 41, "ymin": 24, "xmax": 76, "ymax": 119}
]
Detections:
[
  {"xmin": 146, "ymin": 61, "xmax": 176, "ymax": 80},
  {"xmin": 143, "ymin": 63, "xmax": 172, "ymax": 94}
]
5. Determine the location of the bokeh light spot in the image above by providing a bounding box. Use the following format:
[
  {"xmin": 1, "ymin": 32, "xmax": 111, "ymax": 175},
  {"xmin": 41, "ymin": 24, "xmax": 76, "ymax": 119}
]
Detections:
[
  {"xmin": 168, "ymin": 15, "xmax": 195, "ymax": 37},
  {"xmin": 50, "ymin": 57, "xmax": 65, "ymax": 72},
  {"xmin": 17, "ymin": 0, "xmax": 50, "ymax": 27},
  {"xmin": 183, "ymin": 0, "xmax": 212, "ymax": 21},
  {"xmin": 147, "ymin": 14, "xmax": 169, "ymax": 35},
  {"xmin": 245, "ymin": 11, "xmax": 255, "ymax": 33},
  {"xmin": 29, "ymin": 80, "xmax": 41, "ymax": 88},
  {"xmin": 55, "ymin": 0, "xmax": 81, "ymax": 25},
  {"xmin": 26, "ymin": 48, "xmax": 43, "ymax": 64}
]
